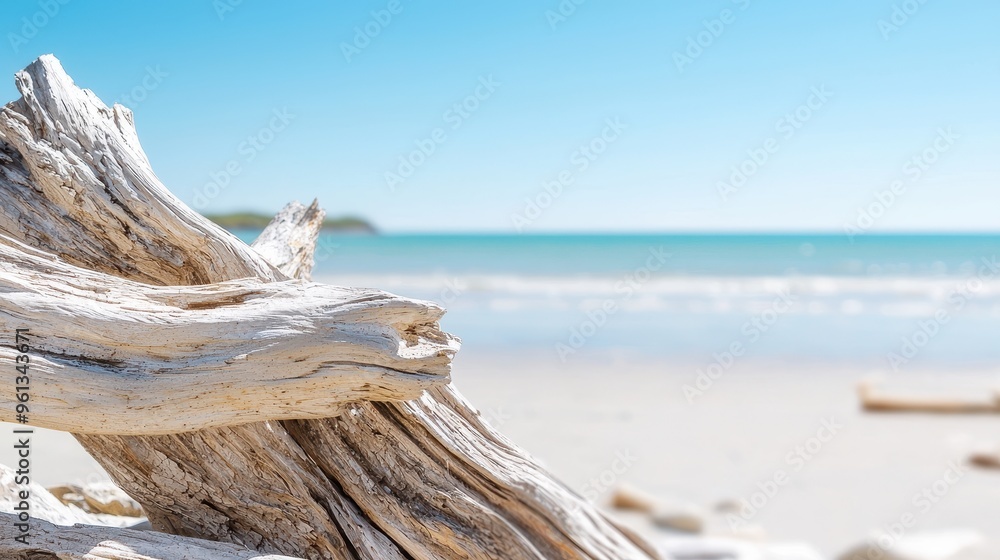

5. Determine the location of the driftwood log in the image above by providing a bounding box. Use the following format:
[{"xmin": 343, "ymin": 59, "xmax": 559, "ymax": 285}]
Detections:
[
  {"xmin": 4, "ymin": 464, "xmax": 303, "ymax": 559},
  {"xmin": 0, "ymin": 237, "xmax": 455, "ymax": 434},
  {"xmin": 0, "ymin": 55, "xmax": 656, "ymax": 559},
  {"xmin": 46, "ymin": 481, "xmax": 145, "ymax": 518},
  {"xmin": 0, "ymin": 464, "xmax": 144, "ymax": 530},
  {"xmin": 0, "ymin": 514, "xmax": 304, "ymax": 560},
  {"xmin": 858, "ymin": 381, "xmax": 1000, "ymax": 414}
]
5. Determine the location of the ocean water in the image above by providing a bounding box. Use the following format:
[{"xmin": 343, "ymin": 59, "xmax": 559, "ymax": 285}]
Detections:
[{"xmin": 237, "ymin": 232, "xmax": 1000, "ymax": 370}]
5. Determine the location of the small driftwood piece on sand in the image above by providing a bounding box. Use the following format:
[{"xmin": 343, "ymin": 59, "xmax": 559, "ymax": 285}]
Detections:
[
  {"xmin": 0, "ymin": 513, "xmax": 304, "ymax": 560},
  {"xmin": 5, "ymin": 466, "xmax": 272, "ymax": 559},
  {"xmin": 969, "ymin": 451, "xmax": 1000, "ymax": 469},
  {"xmin": 610, "ymin": 484, "xmax": 705, "ymax": 534},
  {"xmin": 47, "ymin": 482, "xmax": 144, "ymax": 518},
  {"xmin": 858, "ymin": 381, "xmax": 1000, "ymax": 414},
  {"xmin": 0, "ymin": 55, "xmax": 656, "ymax": 559},
  {"xmin": 0, "ymin": 464, "xmax": 143, "ymax": 529}
]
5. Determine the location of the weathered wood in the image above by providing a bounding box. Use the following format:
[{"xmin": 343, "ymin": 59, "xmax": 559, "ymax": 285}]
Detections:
[
  {"xmin": 609, "ymin": 484, "xmax": 705, "ymax": 534},
  {"xmin": 1, "ymin": 464, "xmax": 143, "ymax": 529},
  {"xmin": 858, "ymin": 381, "xmax": 1000, "ymax": 414},
  {"xmin": 0, "ymin": 237, "xmax": 454, "ymax": 434},
  {"xmin": 0, "ymin": 55, "xmax": 656, "ymax": 559},
  {"xmin": 0, "ymin": 513, "xmax": 304, "ymax": 560},
  {"xmin": 969, "ymin": 450, "xmax": 1000, "ymax": 469},
  {"xmin": 47, "ymin": 482, "xmax": 144, "ymax": 518},
  {"xmin": 0, "ymin": 58, "xmax": 277, "ymax": 287},
  {"xmin": 250, "ymin": 199, "xmax": 326, "ymax": 280}
]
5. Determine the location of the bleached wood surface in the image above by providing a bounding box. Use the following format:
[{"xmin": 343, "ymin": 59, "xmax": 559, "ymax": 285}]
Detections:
[
  {"xmin": 47, "ymin": 481, "xmax": 144, "ymax": 518},
  {"xmin": 0, "ymin": 513, "xmax": 304, "ymax": 560},
  {"xmin": 0, "ymin": 55, "xmax": 656, "ymax": 559},
  {"xmin": 858, "ymin": 381, "xmax": 1000, "ymax": 414},
  {"xmin": 0, "ymin": 464, "xmax": 143, "ymax": 529},
  {"xmin": 250, "ymin": 199, "xmax": 326, "ymax": 280},
  {"xmin": 0, "ymin": 237, "xmax": 454, "ymax": 434},
  {"xmin": 0, "ymin": 58, "xmax": 278, "ymax": 287}
]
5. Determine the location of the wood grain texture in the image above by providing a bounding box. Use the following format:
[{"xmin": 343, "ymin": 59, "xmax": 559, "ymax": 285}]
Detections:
[
  {"xmin": 0, "ymin": 513, "xmax": 305, "ymax": 560},
  {"xmin": 1, "ymin": 464, "xmax": 144, "ymax": 529},
  {"xmin": 47, "ymin": 481, "xmax": 144, "ymax": 518},
  {"xmin": 250, "ymin": 200, "xmax": 326, "ymax": 280},
  {"xmin": 0, "ymin": 237, "xmax": 455, "ymax": 434},
  {"xmin": 0, "ymin": 56, "xmax": 279, "ymax": 286},
  {"xmin": 0, "ymin": 55, "xmax": 657, "ymax": 559}
]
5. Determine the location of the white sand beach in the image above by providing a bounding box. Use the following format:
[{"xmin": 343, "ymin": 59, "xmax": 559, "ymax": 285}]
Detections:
[{"xmin": 6, "ymin": 348, "xmax": 1000, "ymax": 556}]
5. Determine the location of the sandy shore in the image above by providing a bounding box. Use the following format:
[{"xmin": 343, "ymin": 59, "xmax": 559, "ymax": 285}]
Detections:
[
  {"xmin": 452, "ymin": 350, "xmax": 1000, "ymax": 556},
  {"xmin": 4, "ymin": 349, "xmax": 999, "ymax": 556}
]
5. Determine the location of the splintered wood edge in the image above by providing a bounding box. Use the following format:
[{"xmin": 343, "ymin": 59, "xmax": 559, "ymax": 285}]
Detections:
[{"xmin": 0, "ymin": 237, "xmax": 457, "ymax": 435}]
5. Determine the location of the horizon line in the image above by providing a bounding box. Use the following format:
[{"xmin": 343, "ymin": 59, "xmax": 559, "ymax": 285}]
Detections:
[{"xmin": 291, "ymin": 229, "xmax": 1000, "ymax": 236}]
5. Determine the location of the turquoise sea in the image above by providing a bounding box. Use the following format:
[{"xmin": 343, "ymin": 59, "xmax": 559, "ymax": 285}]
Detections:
[{"xmin": 236, "ymin": 232, "xmax": 1000, "ymax": 369}]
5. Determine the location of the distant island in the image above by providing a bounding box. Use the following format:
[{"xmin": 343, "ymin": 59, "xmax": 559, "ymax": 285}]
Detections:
[{"xmin": 205, "ymin": 212, "xmax": 377, "ymax": 234}]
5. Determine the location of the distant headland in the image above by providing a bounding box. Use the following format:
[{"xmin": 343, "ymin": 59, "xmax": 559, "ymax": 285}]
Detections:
[{"xmin": 204, "ymin": 212, "xmax": 377, "ymax": 234}]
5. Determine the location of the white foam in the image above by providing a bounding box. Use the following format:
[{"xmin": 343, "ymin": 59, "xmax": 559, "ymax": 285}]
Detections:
[{"xmin": 314, "ymin": 273, "xmax": 1000, "ymax": 317}]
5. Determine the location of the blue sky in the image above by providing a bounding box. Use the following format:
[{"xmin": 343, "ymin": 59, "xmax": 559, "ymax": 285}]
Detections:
[{"xmin": 1, "ymin": 0, "xmax": 998, "ymax": 232}]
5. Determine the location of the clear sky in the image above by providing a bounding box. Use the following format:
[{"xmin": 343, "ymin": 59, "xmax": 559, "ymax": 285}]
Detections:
[{"xmin": 1, "ymin": 1, "xmax": 998, "ymax": 232}]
